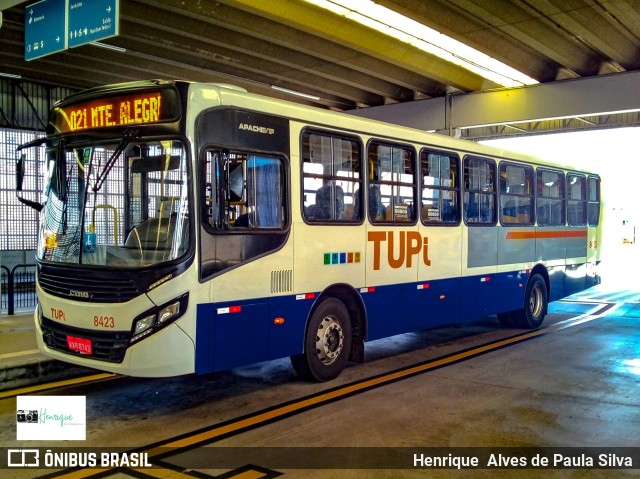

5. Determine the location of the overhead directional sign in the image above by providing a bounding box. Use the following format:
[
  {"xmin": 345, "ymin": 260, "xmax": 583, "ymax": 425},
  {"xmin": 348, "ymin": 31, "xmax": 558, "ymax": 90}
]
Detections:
[
  {"xmin": 24, "ymin": 0, "xmax": 68, "ymax": 61},
  {"xmin": 68, "ymin": 0, "xmax": 119, "ymax": 48},
  {"xmin": 24, "ymin": 0, "xmax": 119, "ymax": 61}
]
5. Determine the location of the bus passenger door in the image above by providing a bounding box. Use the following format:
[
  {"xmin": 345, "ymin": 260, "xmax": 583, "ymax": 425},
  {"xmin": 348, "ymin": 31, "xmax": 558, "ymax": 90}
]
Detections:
[
  {"xmin": 414, "ymin": 224, "xmax": 463, "ymax": 329},
  {"xmin": 460, "ymin": 226, "xmax": 498, "ymax": 321},
  {"xmin": 365, "ymin": 227, "xmax": 421, "ymax": 339}
]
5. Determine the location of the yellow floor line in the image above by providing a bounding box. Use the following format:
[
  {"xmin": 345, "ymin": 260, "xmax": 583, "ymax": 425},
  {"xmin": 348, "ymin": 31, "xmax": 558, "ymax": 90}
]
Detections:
[
  {"xmin": 0, "ymin": 373, "xmax": 117, "ymax": 400},
  {"xmin": 0, "ymin": 349, "xmax": 41, "ymax": 360}
]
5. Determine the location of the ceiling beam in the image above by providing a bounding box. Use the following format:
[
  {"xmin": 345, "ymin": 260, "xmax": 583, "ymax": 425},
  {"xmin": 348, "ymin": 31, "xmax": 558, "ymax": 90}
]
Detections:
[
  {"xmin": 219, "ymin": 0, "xmax": 499, "ymax": 92},
  {"xmin": 130, "ymin": 0, "xmax": 445, "ymax": 100},
  {"xmin": 122, "ymin": 2, "xmax": 411, "ymax": 105},
  {"xmin": 349, "ymin": 70, "xmax": 640, "ymax": 132},
  {"xmin": 116, "ymin": 20, "xmax": 381, "ymax": 107},
  {"xmin": 377, "ymin": 0, "xmax": 557, "ymax": 83}
]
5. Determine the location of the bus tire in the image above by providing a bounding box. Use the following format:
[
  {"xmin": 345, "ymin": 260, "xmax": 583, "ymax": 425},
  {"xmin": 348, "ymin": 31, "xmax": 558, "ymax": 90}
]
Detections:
[
  {"xmin": 291, "ymin": 298, "xmax": 352, "ymax": 382},
  {"xmin": 513, "ymin": 274, "xmax": 548, "ymax": 329}
]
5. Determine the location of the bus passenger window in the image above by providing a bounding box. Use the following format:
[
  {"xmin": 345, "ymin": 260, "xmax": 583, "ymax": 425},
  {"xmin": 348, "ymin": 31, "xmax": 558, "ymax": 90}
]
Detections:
[
  {"xmin": 301, "ymin": 131, "xmax": 362, "ymax": 223},
  {"xmin": 312, "ymin": 181, "xmax": 344, "ymax": 220},
  {"xmin": 463, "ymin": 156, "xmax": 496, "ymax": 225},
  {"xmin": 587, "ymin": 176, "xmax": 600, "ymax": 226},
  {"xmin": 536, "ymin": 169, "xmax": 565, "ymax": 226},
  {"xmin": 367, "ymin": 142, "xmax": 416, "ymax": 223},
  {"xmin": 421, "ymin": 150, "xmax": 459, "ymax": 224},
  {"xmin": 567, "ymin": 173, "xmax": 587, "ymax": 226},
  {"xmin": 499, "ymin": 163, "xmax": 534, "ymax": 226}
]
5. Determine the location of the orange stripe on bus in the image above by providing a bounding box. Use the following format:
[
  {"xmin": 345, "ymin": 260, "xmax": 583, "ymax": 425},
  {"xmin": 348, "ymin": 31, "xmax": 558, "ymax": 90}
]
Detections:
[{"xmin": 506, "ymin": 230, "xmax": 588, "ymax": 240}]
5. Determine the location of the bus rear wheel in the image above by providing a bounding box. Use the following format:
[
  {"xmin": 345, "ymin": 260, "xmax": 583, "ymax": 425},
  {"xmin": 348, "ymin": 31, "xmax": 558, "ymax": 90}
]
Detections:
[
  {"xmin": 291, "ymin": 298, "xmax": 352, "ymax": 382},
  {"xmin": 512, "ymin": 273, "xmax": 548, "ymax": 329}
]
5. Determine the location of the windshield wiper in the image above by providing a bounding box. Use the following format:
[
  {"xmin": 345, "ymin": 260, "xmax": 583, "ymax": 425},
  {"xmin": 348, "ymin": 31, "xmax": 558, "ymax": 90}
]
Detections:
[{"xmin": 93, "ymin": 129, "xmax": 138, "ymax": 193}]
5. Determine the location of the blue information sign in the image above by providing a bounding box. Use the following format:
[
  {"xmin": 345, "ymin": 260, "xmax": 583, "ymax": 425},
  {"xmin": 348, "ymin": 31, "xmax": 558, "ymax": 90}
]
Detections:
[
  {"xmin": 68, "ymin": 0, "xmax": 119, "ymax": 48},
  {"xmin": 24, "ymin": 0, "xmax": 68, "ymax": 61}
]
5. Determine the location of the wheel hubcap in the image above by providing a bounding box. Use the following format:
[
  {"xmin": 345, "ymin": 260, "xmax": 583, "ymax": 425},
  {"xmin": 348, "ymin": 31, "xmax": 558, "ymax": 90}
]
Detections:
[
  {"xmin": 529, "ymin": 284, "xmax": 543, "ymax": 317},
  {"xmin": 315, "ymin": 315, "xmax": 344, "ymax": 365}
]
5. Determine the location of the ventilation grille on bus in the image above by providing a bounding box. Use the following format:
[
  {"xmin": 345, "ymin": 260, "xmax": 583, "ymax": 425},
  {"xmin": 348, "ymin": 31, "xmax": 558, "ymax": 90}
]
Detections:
[
  {"xmin": 271, "ymin": 269, "xmax": 293, "ymax": 293},
  {"xmin": 39, "ymin": 270, "xmax": 141, "ymax": 303}
]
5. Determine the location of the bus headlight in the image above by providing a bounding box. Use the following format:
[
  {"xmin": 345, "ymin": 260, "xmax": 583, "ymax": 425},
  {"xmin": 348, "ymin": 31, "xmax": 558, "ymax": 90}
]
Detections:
[
  {"xmin": 158, "ymin": 301, "xmax": 181, "ymax": 324},
  {"xmin": 131, "ymin": 294, "xmax": 188, "ymax": 343},
  {"xmin": 134, "ymin": 314, "xmax": 155, "ymax": 336}
]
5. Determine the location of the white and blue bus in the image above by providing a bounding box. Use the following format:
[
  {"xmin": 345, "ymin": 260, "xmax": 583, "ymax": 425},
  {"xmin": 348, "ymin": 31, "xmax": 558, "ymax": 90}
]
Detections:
[{"xmin": 16, "ymin": 81, "xmax": 601, "ymax": 381}]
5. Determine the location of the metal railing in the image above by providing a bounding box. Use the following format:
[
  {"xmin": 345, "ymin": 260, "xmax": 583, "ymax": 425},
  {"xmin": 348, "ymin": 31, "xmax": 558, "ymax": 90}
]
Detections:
[{"xmin": 1, "ymin": 264, "xmax": 37, "ymax": 315}]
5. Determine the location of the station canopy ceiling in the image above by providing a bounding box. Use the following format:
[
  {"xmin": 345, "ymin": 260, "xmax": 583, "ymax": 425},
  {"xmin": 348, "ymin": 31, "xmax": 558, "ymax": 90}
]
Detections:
[{"xmin": 2, "ymin": 0, "xmax": 640, "ymax": 115}]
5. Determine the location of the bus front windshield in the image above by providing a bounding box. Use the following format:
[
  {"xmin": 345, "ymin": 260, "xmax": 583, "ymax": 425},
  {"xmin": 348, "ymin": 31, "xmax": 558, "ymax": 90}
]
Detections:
[{"xmin": 37, "ymin": 137, "xmax": 190, "ymax": 268}]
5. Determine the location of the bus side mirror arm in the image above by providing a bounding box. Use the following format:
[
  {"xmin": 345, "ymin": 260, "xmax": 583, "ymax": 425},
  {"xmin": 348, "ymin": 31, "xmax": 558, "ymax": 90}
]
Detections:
[
  {"xmin": 16, "ymin": 155, "xmax": 44, "ymax": 211},
  {"xmin": 15, "ymin": 138, "xmax": 47, "ymax": 212},
  {"xmin": 17, "ymin": 195, "xmax": 44, "ymax": 212},
  {"xmin": 16, "ymin": 153, "xmax": 26, "ymax": 192}
]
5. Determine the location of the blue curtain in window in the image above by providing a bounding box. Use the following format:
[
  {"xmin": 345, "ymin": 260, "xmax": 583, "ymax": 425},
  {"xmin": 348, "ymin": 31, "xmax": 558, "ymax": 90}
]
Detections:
[{"xmin": 249, "ymin": 156, "xmax": 283, "ymax": 228}]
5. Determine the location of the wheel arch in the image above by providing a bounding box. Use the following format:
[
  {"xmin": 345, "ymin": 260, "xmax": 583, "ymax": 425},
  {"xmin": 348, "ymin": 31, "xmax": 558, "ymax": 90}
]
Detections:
[{"xmin": 313, "ymin": 283, "xmax": 367, "ymax": 363}]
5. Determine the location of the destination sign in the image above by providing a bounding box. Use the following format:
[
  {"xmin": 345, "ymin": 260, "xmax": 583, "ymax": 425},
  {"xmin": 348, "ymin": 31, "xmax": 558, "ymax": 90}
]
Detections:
[{"xmin": 50, "ymin": 90, "xmax": 179, "ymax": 133}]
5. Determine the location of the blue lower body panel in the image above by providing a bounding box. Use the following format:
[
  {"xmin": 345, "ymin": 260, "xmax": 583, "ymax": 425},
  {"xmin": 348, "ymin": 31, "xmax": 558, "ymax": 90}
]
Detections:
[
  {"xmin": 194, "ymin": 266, "xmax": 587, "ymax": 374},
  {"xmin": 195, "ymin": 295, "xmax": 312, "ymax": 374}
]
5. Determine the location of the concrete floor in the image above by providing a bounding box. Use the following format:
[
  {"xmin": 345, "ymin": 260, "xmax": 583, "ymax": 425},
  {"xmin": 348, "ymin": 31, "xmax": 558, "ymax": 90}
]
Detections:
[{"xmin": 1, "ymin": 283, "xmax": 639, "ymax": 479}]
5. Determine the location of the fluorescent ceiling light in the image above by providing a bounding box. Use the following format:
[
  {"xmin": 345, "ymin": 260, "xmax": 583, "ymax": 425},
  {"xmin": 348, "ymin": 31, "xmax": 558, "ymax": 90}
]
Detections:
[
  {"xmin": 303, "ymin": 0, "xmax": 538, "ymax": 88},
  {"xmin": 271, "ymin": 85, "xmax": 321, "ymax": 100},
  {"xmin": 0, "ymin": 72, "xmax": 22, "ymax": 79},
  {"xmin": 91, "ymin": 42, "xmax": 126, "ymax": 53}
]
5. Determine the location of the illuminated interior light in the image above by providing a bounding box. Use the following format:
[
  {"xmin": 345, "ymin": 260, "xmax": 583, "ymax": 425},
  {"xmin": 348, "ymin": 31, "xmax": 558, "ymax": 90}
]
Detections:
[
  {"xmin": 303, "ymin": 0, "xmax": 538, "ymax": 87},
  {"xmin": 271, "ymin": 85, "xmax": 321, "ymax": 100}
]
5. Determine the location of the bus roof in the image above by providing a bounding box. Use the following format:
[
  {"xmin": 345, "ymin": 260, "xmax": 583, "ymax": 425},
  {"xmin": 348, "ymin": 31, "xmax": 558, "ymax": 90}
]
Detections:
[
  {"xmin": 192, "ymin": 82, "xmax": 595, "ymax": 175},
  {"xmin": 55, "ymin": 80, "xmax": 596, "ymax": 175}
]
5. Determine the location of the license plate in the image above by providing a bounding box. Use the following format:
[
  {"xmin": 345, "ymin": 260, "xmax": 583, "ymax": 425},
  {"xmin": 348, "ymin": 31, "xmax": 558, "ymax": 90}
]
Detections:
[{"xmin": 66, "ymin": 335, "xmax": 93, "ymax": 355}]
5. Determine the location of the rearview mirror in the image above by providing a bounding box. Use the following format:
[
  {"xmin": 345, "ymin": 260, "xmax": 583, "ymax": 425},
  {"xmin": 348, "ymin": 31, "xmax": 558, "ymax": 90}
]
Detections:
[{"xmin": 15, "ymin": 139, "xmax": 46, "ymax": 212}]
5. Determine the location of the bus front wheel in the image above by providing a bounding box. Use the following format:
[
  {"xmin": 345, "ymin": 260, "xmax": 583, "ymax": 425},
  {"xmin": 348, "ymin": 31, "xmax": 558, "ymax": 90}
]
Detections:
[{"xmin": 291, "ymin": 298, "xmax": 352, "ymax": 382}]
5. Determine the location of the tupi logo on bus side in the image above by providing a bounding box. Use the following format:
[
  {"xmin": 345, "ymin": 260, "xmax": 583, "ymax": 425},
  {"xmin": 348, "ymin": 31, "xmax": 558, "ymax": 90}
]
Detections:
[{"xmin": 368, "ymin": 231, "xmax": 431, "ymax": 270}]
